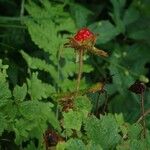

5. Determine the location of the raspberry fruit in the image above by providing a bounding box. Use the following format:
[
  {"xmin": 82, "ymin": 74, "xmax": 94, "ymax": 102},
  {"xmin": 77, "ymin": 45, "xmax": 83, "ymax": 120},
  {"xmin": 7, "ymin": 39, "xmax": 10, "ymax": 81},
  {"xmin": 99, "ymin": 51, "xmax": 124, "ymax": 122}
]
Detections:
[
  {"xmin": 74, "ymin": 28, "xmax": 94, "ymax": 43},
  {"xmin": 64, "ymin": 27, "xmax": 108, "ymax": 57}
]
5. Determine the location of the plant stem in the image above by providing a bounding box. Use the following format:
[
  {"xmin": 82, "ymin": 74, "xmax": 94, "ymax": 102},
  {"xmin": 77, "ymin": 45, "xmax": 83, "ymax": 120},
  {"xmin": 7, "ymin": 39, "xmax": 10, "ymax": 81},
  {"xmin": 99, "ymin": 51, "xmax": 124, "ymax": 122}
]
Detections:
[
  {"xmin": 20, "ymin": 0, "xmax": 25, "ymax": 18},
  {"xmin": 103, "ymin": 90, "xmax": 108, "ymax": 113},
  {"xmin": 95, "ymin": 93, "xmax": 101, "ymax": 116},
  {"xmin": 140, "ymin": 92, "xmax": 146, "ymax": 138},
  {"xmin": 137, "ymin": 109, "xmax": 150, "ymax": 123},
  {"xmin": 76, "ymin": 50, "xmax": 83, "ymax": 92}
]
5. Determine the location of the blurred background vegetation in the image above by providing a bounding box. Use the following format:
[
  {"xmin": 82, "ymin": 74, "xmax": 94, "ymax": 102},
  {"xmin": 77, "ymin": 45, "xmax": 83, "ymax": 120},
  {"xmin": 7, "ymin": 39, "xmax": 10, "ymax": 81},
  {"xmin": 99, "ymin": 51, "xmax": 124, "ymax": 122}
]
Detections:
[{"xmin": 0, "ymin": 0, "xmax": 150, "ymax": 149}]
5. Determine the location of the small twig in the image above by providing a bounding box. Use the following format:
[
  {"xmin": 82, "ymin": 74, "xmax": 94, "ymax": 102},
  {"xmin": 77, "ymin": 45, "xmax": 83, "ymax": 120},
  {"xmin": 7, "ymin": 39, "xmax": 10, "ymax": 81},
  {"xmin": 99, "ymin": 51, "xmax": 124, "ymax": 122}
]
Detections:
[
  {"xmin": 140, "ymin": 92, "xmax": 146, "ymax": 138},
  {"xmin": 76, "ymin": 50, "xmax": 83, "ymax": 92},
  {"xmin": 137, "ymin": 109, "xmax": 150, "ymax": 123}
]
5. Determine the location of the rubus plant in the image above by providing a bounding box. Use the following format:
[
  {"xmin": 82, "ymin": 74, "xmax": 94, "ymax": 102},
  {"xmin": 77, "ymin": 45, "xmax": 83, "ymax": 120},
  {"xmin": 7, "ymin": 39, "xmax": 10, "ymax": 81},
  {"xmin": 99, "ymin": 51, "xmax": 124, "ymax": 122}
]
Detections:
[
  {"xmin": 65, "ymin": 27, "xmax": 108, "ymax": 91},
  {"xmin": 0, "ymin": 0, "xmax": 150, "ymax": 150}
]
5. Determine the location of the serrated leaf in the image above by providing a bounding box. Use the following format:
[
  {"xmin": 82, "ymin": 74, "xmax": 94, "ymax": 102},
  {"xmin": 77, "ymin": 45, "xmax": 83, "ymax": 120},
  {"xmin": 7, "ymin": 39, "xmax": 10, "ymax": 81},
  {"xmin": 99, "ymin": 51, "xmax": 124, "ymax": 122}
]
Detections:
[
  {"xmin": 130, "ymin": 139, "xmax": 147, "ymax": 150},
  {"xmin": 0, "ymin": 113, "xmax": 7, "ymax": 135},
  {"xmin": 128, "ymin": 123, "xmax": 142, "ymax": 140},
  {"xmin": 19, "ymin": 100, "xmax": 60, "ymax": 131},
  {"xmin": 13, "ymin": 118, "xmax": 37, "ymax": 144},
  {"xmin": 110, "ymin": 0, "xmax": 126, "ymax": 33},
  {"xmin": 27, "ymin": 72, "xmax": 55, "ymax": 100},
  {"xmin": 13, "ymin": 83, "xmax": 27, "ymax": 101},
  {"xmin": 65, "ymin": 139, "xmax": 86, "ymax": 150},
  {"xmin": 0, "ymin": 79, "xmax": 11, "ymax": 107},
  {"xmin": 89, "ymin": 21, "xmax": 119, "ymax": 44},
  {"xmin": 85, "ymin": 114, "xmax": 121, "ymax": 149},
  {"xmin": 74, "ymin": 96, "xmax": 92, "ymax": 117},
  {"xmin": 63, "ymin": 109, "xmax": 83, "ymax": 131},
  {"xmin": 70, "ymin": 3, "xmax": 93, "ymax": 28},
  {"xmin": 114, "ymin": 113, "xmax": 125, "ymax": 126},
  {"xmin": 87, "ymin": 141, "xmax": 103, "ymax": 150},
  {"xmin": 58, "ymin": 138, "xmax": 86, "ymax": 150},
  {"xmin": 126, "ymin": 18, "xmax": 150, "ymax": 43},
  {"xmin": 123, "ymin": 7, "xmax": 140, "ymax": 25},
  {"xmin": 21, "ymin": 50, "xmax": 57, "ymax": 80}
]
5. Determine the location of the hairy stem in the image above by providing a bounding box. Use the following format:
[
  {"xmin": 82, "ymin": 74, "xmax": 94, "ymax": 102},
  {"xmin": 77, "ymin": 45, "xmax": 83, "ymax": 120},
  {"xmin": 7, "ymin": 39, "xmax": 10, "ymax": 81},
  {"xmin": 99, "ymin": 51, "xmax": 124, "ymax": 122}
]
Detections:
[
  {"xmin": 140, "ymin": 92, "xmax": 146, "ymax": 138},
  {"xmin": 76, "ymin": 50, "xmax": 83, "ymax": 92}
]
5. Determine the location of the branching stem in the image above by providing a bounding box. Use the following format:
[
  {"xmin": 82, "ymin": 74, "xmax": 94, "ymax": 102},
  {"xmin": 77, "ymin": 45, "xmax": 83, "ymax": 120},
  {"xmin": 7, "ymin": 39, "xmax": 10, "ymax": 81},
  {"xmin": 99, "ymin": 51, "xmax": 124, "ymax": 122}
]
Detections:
[{"xmin": 137, "ymin": 109, "xmax": 150, "ymax": 123}]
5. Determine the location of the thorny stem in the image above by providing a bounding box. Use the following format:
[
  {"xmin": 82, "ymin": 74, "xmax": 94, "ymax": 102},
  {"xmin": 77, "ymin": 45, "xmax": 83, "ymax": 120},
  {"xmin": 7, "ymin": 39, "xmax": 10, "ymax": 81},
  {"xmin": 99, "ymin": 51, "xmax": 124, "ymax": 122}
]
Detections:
[
  {"xmin": 76, "ymin": 50, "xmax": 83, "ymax": 92},
  {"xmin": 140, "ymin": 92, "xmax": 146, "ymax": 138}
]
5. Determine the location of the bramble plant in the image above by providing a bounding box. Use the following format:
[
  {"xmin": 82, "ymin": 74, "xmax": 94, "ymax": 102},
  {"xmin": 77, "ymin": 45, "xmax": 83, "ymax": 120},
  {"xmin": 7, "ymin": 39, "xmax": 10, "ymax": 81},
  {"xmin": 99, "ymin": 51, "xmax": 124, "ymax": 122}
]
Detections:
[
  {"xmin": 65, "ymin": 27, "xmax": 108, "ymax": 91},
  {"xmin": 0, "ymin": 0, "xmax": 150, "ymax": 150}
]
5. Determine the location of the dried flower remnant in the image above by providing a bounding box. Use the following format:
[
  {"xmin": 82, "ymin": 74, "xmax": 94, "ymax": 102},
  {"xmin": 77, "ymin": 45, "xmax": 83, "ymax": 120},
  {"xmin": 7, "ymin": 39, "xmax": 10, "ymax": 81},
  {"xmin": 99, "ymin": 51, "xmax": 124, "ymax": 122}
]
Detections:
[
  {"xmin": 43, "ymin": 129, "xmax": 64, "ymax": 150},
  {"xmin": 128, "ymin": 80, "xmax": 146, "ymax": 94},
  {"xmin": 60, "ymin": 99, "xmax": 74, "ymax": 112}
]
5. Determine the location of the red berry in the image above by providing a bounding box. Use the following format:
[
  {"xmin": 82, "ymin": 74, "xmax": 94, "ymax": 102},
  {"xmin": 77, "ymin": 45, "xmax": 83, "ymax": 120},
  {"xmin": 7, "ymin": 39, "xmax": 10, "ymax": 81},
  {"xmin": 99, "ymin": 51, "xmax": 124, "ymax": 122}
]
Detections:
[{"xmin": 74, "ymin": 28, "xmax": 94, "ymax": 42}]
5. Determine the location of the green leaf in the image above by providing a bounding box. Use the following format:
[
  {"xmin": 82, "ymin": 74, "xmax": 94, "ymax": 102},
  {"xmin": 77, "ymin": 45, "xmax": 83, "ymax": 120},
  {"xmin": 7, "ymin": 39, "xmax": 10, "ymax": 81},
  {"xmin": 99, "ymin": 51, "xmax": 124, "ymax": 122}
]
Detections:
[
  {"xmin": 86, "ymin": 141, "xmax": 103, "ymax": 150},
  {"xmin": 23, "ymin": 141, "xmax": 42, "ymax": 150},
  {"xmin": 128, "ymin": 29, "xmax": 150, "ymax": 41},
  {"xmin": 0, "ymin": 78, "xmax": 11, "ymax": 107},
  {"xmin": 0, "ymin": 113, "xmax": 7, "ymax": 135},
  {"xmin": 123, "ymin": 7, "xmax": 140, "ymax": 25},
  {"xmin": 129, "ymin": 139, "xmax": 147, "ymax": 150},
  {"xmin": 74, "ymin": 96, "xmax": 92, "ymax": 117},
  {"xmin": 114, "ymin": 113, "xmax": 125, "ymax": 126},
  {"xmin": 21, "ymin": 50, "xmax": 57, "ymax": 81},
  {"xmin": 85, "ymin": 114, "xmax": 121, "ymax": 149},
  {"xmin": 122, "ymin": 44, "xmax": 150, "ymax": 74},
  {"xmin": 89, "ymin": 21, "xmax": 119, "ymax": 44},
  {"xmin": 70, "ymin": 3, "xmax": 93, "ymax": 28},
  {"xmin": 19, "ymin": 100, "xmax": 60, "ymax": 131},
  {"xmin": 127, "ymin": 19, "xmax": 150, "ymax": 43},
  {"xmin": 110, "ymin": 0, "xmax": 126, "ymax": 33},
  {"xmin": 65, "ymin": 139, "xmax": 86, "ymax": 150},
  {"xmin": 13, "ymin": 83, "xmax": 27, "ymax": 101},
  {"xmin": 27, "ymin": 72, "xmax": 55, "ymax": 100},
  {"xmin": 128, "ymin": 123, "xmax": 142, "ymax": 140},
  {"xmin": 63, "ymin": 109, "xmax": 83, "ymax": 131},
  {"xmin": 57, "ymin": 138, "xmax": 86, "ymax": 150},
  {"xmin": 13, "ymin": 118, "xmax": 36, "ymax": 144}
]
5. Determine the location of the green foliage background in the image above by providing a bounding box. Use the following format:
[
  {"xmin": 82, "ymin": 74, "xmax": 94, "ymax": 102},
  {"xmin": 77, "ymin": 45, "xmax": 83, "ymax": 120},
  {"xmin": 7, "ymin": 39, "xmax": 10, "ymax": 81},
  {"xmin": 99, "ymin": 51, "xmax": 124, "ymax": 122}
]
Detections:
[{"xmin": 0, "ymin": 0, "xmax": 150, "ymax": 149}]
